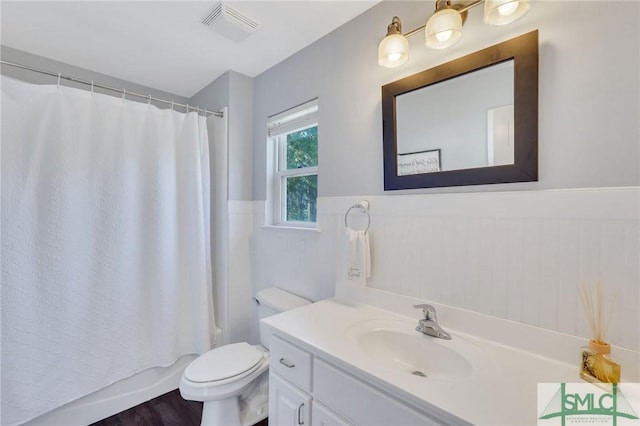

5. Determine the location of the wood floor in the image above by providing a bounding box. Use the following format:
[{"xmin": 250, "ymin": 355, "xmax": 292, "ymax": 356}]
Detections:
[{"xmin": 89, "ymin": 389, "xmax": 268, "ymax": 426}]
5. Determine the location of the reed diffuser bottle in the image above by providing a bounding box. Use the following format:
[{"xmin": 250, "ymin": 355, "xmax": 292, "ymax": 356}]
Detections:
[{"xmin": 578, "ymin": 282, "xmax": 621, "ymax": 384}]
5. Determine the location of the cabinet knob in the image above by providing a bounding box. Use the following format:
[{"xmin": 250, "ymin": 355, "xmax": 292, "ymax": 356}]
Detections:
[{"xmin": 297, "ymin": 402, "xmax": 305, "ymax": 425}]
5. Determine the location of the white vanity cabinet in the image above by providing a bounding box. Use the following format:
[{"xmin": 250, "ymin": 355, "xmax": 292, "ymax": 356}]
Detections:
[
  {"xmin": 310, "ymin": 401, "xmax": 352, "ymax": 426},
  {"xmin": 268, "ymin": 334, "xmax": 447, "ymax": 426},
  {"xmin": 269, "ymin": 373, "xmax": 311, "ymax": 426},
  {"xmin": 269, "ymin": 335, "xmax": 312, "ymax": 426}
]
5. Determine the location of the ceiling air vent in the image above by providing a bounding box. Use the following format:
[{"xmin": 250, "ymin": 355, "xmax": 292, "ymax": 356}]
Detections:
[{"xmin": 201, "ymin": 2, "xmax": 261, "ymax": 42}]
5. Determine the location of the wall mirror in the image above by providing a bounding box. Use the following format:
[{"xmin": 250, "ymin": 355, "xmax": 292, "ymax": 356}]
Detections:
[{"xmin": 382, "ymin": 30, "xmax": 538, "ymax": 190}]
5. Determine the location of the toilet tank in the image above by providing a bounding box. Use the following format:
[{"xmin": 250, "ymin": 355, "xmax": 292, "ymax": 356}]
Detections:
[{"xmin": 255, "ymin": 287, "xmax": 311, "ymax": 349}]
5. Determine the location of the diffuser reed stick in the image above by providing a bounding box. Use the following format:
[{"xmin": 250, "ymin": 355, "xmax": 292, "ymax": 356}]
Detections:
[
  {"xmin": 578, "ymin": 281, "xmax": 620, "ymax": 384},
  {"xmin": 578, "ymin": 281, "xmax": 616, "ymax": 344}
]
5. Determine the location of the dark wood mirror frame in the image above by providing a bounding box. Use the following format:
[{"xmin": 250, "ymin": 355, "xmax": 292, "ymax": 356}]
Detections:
[{"xmin": 382, "ymin": 30, "xmax": 538, "ymax": 191}]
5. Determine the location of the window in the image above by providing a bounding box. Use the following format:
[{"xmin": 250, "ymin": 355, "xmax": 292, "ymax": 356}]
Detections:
[{"xmin": 267, "ymin": 99, "xmax": 318, "ymax": 228}]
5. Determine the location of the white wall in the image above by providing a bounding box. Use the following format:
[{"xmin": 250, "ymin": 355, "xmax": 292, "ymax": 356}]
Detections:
[
  {"xmin": 338, "ymin": 189, "xmax": 639, "ymax": 350},
  {"xmin": 249, "ymin": 1, "xmax": 639, "ymax": 348},
  {"xmin": 251, "ymin": 188, "xmax": 639, "ymax": 350}
]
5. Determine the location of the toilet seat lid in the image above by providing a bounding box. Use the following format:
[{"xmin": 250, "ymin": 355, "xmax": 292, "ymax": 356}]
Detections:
[{"xmin": 184, "ymin": 342, "xmax": 264, "ymax": 383}]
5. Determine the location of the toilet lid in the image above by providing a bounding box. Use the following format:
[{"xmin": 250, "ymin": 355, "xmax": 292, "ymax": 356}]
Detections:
[{"xmin": 184, "ymin": 342, "xmax": 265, "ymax": 383}]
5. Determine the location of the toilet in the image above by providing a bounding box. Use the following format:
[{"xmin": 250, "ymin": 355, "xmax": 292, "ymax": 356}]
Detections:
[{"xmin": 179, "ymin": 287, "xmax": 311, "ymax": 426}]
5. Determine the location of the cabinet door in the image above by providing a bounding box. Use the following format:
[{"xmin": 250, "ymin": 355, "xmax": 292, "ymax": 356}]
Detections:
[
  {"xmin": 311, "ymin": 401, "xmax": 353, "ymax": 426},
  {"xmin": 269, "ymin": 373, "xmax": 311, "ymax": 426}
]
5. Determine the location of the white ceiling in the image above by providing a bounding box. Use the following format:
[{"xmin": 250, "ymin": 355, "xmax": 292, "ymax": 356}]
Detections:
[{"xmin": 1, "ymin": 1, "xmax": 378, "ymax": 98}]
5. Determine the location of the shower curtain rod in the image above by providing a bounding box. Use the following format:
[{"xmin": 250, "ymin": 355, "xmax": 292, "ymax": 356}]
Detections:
[{"xmin": 0, "ymin": 60, "xmax": 223, "ymax": 118}]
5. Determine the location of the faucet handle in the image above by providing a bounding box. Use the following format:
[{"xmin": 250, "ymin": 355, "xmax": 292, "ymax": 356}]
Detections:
[{"xmin": 413, "ymin": 304, "xmax": 436, "ymax": 320}]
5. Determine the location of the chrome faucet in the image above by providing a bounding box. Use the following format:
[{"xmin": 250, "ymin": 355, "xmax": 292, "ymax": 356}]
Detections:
[{"xmin": 414, "ymin": 304, "xmax": 451, "ymax": 340}]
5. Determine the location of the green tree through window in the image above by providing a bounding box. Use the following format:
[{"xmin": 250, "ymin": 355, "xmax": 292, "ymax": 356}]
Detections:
[{"xmin": 285, "ymin": 126, "xmax": 317, "ymax": 222}]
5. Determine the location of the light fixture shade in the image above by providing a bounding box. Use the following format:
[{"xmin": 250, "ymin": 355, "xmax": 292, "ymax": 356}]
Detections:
[
  {"xmin": 378, "ymin": 33, "xmax": 409, "ymax": 68},
  {"xmin": 483, "ymin": 0, "xmax": 530, "ymax": 26},
  {"xmin": 425, "ymin": 9, "xmax": 462, "ymax": 49}
]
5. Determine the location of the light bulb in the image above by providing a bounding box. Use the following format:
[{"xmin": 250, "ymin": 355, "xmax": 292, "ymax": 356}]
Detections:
[
  {"xmin": 484, "ymin": 0, "xmax": 530, "ymax": 25},
  {"xmin": 425, "ymin": 9, "xmax": 462, "ymax": 49},
  {"xmin": 378, "ymin": 32, "xmax": 409, "ymax": 68},
  {"xmin": 498, "ymin": 1, "xmax": 518, "ymax": 16},
  {"xmin": 435, "ymin": 30, "xmax": 453, "ymax": 42},
  {"xmin": 387, "ymin": 53, "xmax": 402, "ymax": 62}
]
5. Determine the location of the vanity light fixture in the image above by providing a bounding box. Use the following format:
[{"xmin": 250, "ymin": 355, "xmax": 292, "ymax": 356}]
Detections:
[
  {"xmin": 378, "ymin": 0, "xmax": 530, "ymax": 67},
  {"xmin": 378, "ymin": 16, "xmax": 409, "ymax": 68},
  {"xmin": 425, "ymin": 5, "xmax": 463, "ymax": 49}
]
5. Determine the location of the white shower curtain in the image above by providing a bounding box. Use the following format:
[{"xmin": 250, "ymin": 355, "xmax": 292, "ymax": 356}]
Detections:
[{"xmin": 1, "ymin": 76, "xmax": 215, "ymax": 426}]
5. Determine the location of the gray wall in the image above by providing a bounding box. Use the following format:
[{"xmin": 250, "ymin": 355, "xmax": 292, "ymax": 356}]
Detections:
[
  {"xmin": 190, "ymin": 72, "xmax": 230, "ymax": 112},
  {"xmin": 252, "ymin": 1, "xmax": 639, "ymax": 199},
  {"xmin": 1, "ymin": 45, "xmax": 190, "ymax": 108},
  {"xmin": 190, "ymin": 70, "xmax": 253, "ymax": 201}
]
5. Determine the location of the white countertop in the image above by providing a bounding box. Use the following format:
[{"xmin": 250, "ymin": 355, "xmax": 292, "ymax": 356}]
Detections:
[{"xmin": 262, "ymin": 298, "xmax": 581, "ymax": 426}]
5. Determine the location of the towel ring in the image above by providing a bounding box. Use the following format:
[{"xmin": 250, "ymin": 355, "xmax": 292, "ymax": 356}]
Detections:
[{"xmin": 344, "ymin": 201, "xmax": 370, "ymax": 233}]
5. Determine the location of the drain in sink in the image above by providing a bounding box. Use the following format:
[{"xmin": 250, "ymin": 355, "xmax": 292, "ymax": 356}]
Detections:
[{"xmin": 411, "ymin": 370, "xmax": 427, "ymax": 378}]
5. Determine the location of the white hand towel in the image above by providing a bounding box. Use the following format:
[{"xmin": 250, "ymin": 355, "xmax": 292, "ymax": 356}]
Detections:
[{"xmin": 346, "ymin": 228, "xmax": 371, "ymax": 281}]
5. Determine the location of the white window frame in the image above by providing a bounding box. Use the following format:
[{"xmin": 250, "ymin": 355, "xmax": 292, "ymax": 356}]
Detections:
[{"xmin": 266, "ymin": 99, "xmax": 318, "ymax": 229}]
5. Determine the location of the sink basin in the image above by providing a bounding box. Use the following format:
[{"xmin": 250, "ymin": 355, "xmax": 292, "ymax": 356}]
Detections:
[{"xmin": 345, "ymin": 319, "xmax": 486, "ymax": 380}]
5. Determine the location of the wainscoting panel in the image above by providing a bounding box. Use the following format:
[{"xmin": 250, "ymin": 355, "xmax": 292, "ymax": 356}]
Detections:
[{"xmin": 317, "ymin": 187, "xmax": 639, "ymax": 350}]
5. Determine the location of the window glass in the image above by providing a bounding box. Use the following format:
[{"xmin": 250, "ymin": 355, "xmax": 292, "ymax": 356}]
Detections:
[
  {"xmin": 285, "ymin": 126, "xmax": 318, "ymax": 170},
  {"xmin": 285, "ymin": 174, "xmax": 317, "ymax": 222}
]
